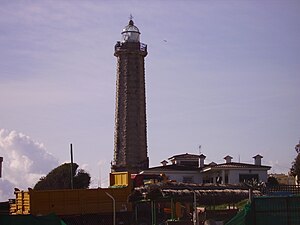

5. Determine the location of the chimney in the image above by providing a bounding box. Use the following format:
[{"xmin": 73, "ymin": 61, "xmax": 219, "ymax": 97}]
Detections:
[
  {"xmin": 199, "ymin": 154, "xmax": 206, "ymax": 168},
  {"xmin": 161, "ymin": 160, "xmax": 168, "ymax": 167},
  {"xmin": 0, "ymin": 157, "xmax": 3, "ymax": 178},
  {"xmin": 253, "ymin": 154, "xmax": 263, "ymax": 166},
  {"xmin": 224, "ymin": 155, "xmax": 233, "ymax": 164}
]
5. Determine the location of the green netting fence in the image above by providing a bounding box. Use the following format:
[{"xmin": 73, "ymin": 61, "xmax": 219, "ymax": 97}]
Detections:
[{"xmin": 226, "ymin": 196, "xmax": 300, "ymax": 225}]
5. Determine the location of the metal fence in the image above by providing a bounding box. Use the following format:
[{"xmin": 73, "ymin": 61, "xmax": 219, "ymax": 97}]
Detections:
[{"xmin": 260, "ymin": 185, "xmax": 300, "ymax": 196}]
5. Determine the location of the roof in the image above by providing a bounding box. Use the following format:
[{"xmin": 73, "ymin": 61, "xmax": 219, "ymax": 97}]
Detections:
[
  {"xmin": 224, "ymin": 155, "xmax": 233, "ymax": 159},
  {"xmin": 253, "ymin": 154, "xmax": 263, "ymax": 159},
  {"xmin": 168, "ymin": 153, "xmax": 201, "ymax": 160},
  {"xmin": 199, "ymin": 154, "xmax": 206, "ymax": 158},
  {"xmin": 143, "ymin": 162, "xmax": 271, "ymax": 174},
  {"xmin": 122, "ymin": 20, "xmax": 140, "ymax": 33},
  {"xmin": 203, "ymin": 162, "xmax": 271, "ymax": 170},
  {"xmin": 143, "ymin": 164, "xmax": 202, "ymax": 172},
  {"xmin": 129, "ymin": 182, "xmax": 261, "ymax": 205}
]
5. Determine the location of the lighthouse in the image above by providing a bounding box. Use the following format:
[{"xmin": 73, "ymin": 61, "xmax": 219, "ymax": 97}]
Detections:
[{"xmin": 112, "ymin": 19, "xmax": 149, "ymax": 173}]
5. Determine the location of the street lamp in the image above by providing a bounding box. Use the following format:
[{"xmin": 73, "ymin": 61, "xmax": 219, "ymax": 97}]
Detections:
[{"xmin": 106, "ymin": 192, "xmax": 116, "ymax": 225}]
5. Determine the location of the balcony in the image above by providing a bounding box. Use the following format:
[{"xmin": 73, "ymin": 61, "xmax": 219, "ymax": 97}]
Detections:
[{"xmin": 115, "ymin": 41, "xmax": 147, "ymax": 53}]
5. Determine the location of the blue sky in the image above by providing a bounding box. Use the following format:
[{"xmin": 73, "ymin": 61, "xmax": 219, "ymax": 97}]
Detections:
[{"xmin": 0, "ymin": 0, "xmax": 300, "ymax": 196}]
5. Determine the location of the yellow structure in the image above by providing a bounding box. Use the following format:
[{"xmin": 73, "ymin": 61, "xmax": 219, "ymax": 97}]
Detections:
[
  {"xmin": 110, "ymin": 171, "xmax": 131, "ymax": 187},
  {"xmin": 10, "ymin": 172, "xmax": 132, "ymax": 216}
]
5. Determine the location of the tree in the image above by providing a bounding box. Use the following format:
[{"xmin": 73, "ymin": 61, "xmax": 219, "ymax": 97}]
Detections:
[
  {"xmin": 34, "ymin": 163, "xmax": 91, "ymax": 190},
  {"xmin": 267, "ymin": 176, "xmax": 279, "ymax": 186},
  {"xmin": 290, "ymin": 153, "xmax": 300, "ymax": 185}
]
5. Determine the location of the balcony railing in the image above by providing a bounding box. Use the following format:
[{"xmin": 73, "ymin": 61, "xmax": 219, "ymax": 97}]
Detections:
[{"xmin": 115, "ymin": 41, "xmax": 147, "ymax": 53}]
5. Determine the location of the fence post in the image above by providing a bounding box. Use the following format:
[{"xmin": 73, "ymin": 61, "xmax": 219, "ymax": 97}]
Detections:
[{"xmin": 248, "ymin": 188, "xmax": 253, "ymax": 203}]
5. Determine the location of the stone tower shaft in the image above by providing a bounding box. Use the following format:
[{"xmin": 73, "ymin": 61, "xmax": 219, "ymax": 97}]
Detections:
[{"xmin": 112, "ymin": 20, "xmax": 149, "ymax": 172}]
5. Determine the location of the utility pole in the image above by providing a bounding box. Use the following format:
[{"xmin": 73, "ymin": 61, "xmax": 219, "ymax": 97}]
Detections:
[
  {"xmin": 70, "ymin": 143, "xmax": 74, "ymax": 189},
  {"xmin": 0, "ymin": 157, "xmax": 3, "ymax": 178}
]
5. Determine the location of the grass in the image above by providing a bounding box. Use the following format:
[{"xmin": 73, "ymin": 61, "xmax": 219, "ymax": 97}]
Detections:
[{"xmin": 203, "ymin": 199, "xmax": 249, "ymax": 210}]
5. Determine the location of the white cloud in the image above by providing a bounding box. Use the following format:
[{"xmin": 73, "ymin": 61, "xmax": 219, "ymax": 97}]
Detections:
[
  {"xmin": 0, "ymin": 129, "xmax": 59, "ymax": 201},
  {"xmin": 0, "ymin": 179, "xmax": 14, "ymax": 202}
]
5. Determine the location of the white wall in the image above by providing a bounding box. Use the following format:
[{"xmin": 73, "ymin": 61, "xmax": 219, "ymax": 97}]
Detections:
[
  {"xmin": 142, "ymin": 170, "xmax": 203, "ymax": 184},
  {"xmin": 142, "ymin": 167, "xmax": 269, "ymax": 185},
  {"xmin": 166, "ymin": 171, "xmax": 202, "ymax": 183}
]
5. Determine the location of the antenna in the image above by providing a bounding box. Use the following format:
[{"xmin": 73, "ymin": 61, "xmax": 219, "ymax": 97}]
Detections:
[
  {"xmin": 199, "ymin": 145, "xmax": 202, "ymax": 155},
  {"xmin": 129, "ymin": 14, "xmax": 133, "ymax": 20},
  {"xmin": 99, "ymin": 164, "xmax": 102, "ymax": 188}
]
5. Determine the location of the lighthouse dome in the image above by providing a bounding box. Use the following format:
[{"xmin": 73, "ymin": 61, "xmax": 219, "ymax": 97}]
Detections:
[{"xmin": 121, "ymin": 20, "xmax": 140, "ymax": 42}]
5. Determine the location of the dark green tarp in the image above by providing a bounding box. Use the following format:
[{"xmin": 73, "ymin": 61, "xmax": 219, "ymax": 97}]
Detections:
[
  {"xmin": 225, "ymin": 203, "xmax": 252, "ymax": 225},
  {"xmin": 0, "ymin": 213, "xmax": 66, "ymax": 225},
  {"xmin": 226, "ymin": 196, "xmax": 300, "ymax": 225}
]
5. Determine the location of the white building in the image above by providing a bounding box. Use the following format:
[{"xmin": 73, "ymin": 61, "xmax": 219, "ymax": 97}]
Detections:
[{"xmin": 141, "ymin": 153, "xmax": 271, "ymax": 185}]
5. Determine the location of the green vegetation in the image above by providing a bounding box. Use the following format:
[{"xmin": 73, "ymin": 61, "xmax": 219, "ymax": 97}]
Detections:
[
  {"xmin": 267, "ymin": 176, "xmax": 279, "ymax": 186},
  {"xmin": 206, "ymin": 199, "xmax": 249, "ymax": 210},
  {"xmin": 290, "ymin": 153, "xmax": 300, "ymax": 184},
  {"xmin": 34, "ymin": 163, "xmax": 90, "ymax": 190}
]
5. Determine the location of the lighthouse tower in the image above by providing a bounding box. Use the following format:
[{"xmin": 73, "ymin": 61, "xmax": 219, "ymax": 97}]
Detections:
[{"xmin": 112, "ymin": 19, "xmax": 149, "ymax": 173}]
